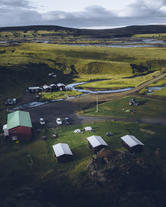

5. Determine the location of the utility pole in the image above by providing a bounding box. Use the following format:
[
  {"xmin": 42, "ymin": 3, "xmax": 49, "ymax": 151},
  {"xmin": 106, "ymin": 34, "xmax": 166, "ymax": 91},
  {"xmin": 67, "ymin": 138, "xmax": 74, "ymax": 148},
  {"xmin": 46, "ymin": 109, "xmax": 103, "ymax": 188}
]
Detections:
[{"xmin": 96, "ymin": 95, "xmax": 98, "ymax": 112}]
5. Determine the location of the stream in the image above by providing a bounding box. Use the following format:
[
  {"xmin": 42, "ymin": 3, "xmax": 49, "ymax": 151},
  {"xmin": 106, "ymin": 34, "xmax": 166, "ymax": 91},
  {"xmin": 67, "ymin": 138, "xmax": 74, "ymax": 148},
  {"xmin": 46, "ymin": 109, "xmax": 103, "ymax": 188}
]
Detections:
[
  {"xmin": 13, "ymin": 82, "xmax": 134, "ymax": 110},
  {"xmin": 12, "ymin": 81, "xmax": 166, "ymax": 110}
]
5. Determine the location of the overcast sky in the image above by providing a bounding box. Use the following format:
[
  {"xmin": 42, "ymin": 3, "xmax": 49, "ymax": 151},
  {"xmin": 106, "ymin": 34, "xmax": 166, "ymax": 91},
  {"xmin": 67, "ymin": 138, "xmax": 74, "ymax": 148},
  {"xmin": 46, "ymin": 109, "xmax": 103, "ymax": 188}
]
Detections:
[{"xmin": 1, "ymin": 0, "xmax": 166, "ymax": 29}]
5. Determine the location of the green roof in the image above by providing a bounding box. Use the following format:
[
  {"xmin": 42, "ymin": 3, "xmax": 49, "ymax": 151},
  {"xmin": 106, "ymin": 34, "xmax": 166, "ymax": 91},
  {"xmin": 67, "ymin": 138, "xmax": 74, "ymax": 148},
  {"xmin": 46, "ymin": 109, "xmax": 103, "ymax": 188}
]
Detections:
[{"xmin": 7, "ymin": 110, "xmax": 32, "ymax": 130}]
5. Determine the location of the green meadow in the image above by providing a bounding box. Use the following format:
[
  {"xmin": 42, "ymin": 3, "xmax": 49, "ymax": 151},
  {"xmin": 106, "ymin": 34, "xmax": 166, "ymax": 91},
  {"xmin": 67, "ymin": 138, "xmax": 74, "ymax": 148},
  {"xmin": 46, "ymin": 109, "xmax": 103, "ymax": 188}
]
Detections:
[
  {"xmin": 0, "ymin": 120, "xmax": 166, "ymax": 206},
  {"xmin": 82, "ymin": 96, "xmax": 166, "ymax": 118},
  {"xmin": 0, "ymin": 41, "xmax": 166, "ymax": 206}
]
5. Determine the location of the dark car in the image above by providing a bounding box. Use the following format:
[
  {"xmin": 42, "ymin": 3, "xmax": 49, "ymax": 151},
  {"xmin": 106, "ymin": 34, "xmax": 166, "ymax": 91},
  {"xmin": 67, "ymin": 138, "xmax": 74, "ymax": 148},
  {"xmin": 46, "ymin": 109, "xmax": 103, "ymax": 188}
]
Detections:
[
  {"xmin": 129, "ymin": 98, "xmax": 139, "ymax": 106},
  {"xmin": 5, "ymin": 98, "xmax": 16, "ymax": 105},
  {"xmin": 65, "ymin": 117, "xmax": 71, "ymax": 125}
]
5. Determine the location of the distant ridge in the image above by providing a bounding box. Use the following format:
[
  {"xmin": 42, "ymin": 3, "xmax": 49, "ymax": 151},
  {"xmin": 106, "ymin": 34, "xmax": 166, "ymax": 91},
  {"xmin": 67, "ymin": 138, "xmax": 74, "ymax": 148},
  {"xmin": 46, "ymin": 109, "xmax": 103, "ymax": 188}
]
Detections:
[{"xmin": 0, "ymin": 24, "xmax": 166, "ymax": 38}]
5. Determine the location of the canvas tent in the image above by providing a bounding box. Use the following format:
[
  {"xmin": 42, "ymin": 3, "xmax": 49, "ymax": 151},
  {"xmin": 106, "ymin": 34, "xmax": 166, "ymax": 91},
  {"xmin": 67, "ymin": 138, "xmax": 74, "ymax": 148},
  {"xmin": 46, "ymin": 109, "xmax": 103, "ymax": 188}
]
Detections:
[
  {"xmin": 87, "ymin": 135, "xmax": 108, "ymax": 154},
  {"xmin": 84, "ymin": 126, "xmax": 93, "ymax": 131},
  {"xmin": 121, "ymin": 135, "xmax": 144, "ymax": 153},
  {"xmin": 52, "ymin": 143, "xmax": 73, "ymax": 163}
]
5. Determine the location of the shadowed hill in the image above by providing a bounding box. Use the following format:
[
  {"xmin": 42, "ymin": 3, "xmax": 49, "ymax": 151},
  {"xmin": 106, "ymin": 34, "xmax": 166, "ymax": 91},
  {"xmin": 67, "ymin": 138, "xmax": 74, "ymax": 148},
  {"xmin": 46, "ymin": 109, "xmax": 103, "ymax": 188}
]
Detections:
[{"xmin": 0, "ymin": 24, "xmax": 166, "ymax": 38}]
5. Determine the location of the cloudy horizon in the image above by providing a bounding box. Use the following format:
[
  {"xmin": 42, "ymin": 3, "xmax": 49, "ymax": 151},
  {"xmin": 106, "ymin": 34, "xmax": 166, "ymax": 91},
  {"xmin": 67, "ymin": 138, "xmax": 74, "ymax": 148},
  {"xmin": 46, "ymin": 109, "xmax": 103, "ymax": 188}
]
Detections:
[{"xmin": 0, "ymin": 0, "xmax": 166, "ymax": 29}]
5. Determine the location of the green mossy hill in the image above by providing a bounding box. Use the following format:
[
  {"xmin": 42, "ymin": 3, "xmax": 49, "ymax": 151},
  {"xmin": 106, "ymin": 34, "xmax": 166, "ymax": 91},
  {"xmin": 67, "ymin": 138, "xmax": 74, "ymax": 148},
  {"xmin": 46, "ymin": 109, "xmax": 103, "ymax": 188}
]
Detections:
[{"xmin": 1, "ymin": 43, "xmax": 166, "ymax": 102}]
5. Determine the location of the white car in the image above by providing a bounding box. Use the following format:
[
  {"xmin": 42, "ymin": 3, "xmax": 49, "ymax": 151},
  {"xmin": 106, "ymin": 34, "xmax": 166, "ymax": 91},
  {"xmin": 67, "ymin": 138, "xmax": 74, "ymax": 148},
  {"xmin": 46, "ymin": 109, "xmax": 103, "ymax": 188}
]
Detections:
[
  {"xmin": 56, "ymin": 118, "xmax": 62, "ymax": 125},
  {"xmin": 39, "ymin": 118, "xmax": 45, "ymax": 125}
]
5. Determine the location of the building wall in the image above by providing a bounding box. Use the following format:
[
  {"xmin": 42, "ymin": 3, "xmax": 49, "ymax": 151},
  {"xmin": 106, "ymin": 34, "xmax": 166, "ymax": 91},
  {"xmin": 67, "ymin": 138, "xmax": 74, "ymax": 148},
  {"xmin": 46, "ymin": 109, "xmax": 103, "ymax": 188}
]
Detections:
[
  {"xmin": 88, "ymin": 142, "xmax": 106, "ymax": 154},
  {"xmin": 57, "ymin": 155, "xmax": 73, "ymax": 163},
  {"xmin": 9, "ymin": 126, "xmax": 32, "ymax": 141},
  {"xmin": 122, "ymin": 141, "xmax": 143, "ymax": 153}
]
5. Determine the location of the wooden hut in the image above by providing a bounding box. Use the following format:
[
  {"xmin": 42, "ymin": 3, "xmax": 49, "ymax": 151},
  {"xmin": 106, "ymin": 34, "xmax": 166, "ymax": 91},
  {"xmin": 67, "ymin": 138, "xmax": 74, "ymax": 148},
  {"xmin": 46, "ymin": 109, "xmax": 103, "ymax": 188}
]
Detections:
[
  {"xmin": 52, "ymin": 143, "xmax": 73, "ymax": 163},
  {"xmin": 28, "ymin": 86, "xmax": 43, "ymax": 93},
  {"xmin": 43, "ymin": 85, "xmax": 52, "ymax": 92},
  {"xmin": 50, "ymin": 84, "xmax": 58, "ymax": 91},
  {"xmin": 6, "ymin": 110, "xmax": 32, "ymax": 141},
  {"xmin": 87, "ymin": 135, "xmax": 108, "ymax": 154},
  {"xmin": 57, "ymin": 83, "xmax": 65, "ymax": 91},
  {"xmin": 121, "ymin": 135, "xmax": 144, "ymax": 153}
]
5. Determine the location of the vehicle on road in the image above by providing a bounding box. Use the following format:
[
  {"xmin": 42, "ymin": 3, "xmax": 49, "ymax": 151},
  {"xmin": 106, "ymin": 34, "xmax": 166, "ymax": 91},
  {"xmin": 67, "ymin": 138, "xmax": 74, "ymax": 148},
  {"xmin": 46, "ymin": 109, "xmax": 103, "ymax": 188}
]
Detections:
[
  {"xmin": 5, "ymin": 98, "xmax": 16, "ymax": 105},
  {"xmin": 56, "ymin": 118, "xmax": 62, "ymax": 125},
  {"xmin": 39, "ymin": 118, "xmax": 45, "ymax": 125},
  {"xmin": 129, "ymin": 98, "xmax": 139, "ymax": 106},
  {"xmin": 65, "ymin": 117, "xmax": 71, "ymax": 125}
]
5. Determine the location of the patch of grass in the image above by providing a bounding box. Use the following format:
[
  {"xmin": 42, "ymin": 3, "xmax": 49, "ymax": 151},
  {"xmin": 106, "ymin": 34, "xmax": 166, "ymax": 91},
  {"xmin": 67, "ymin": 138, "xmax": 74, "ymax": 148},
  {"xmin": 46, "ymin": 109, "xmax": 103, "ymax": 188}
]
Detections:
[
  {"xmin": 76, "ymin": 70, "xmax": 162, "ymax": 89},
  {"xmin": 82, "ymin": 96, "xmax": 166, "ymax": 118},
  {"xmin": 39, "ymin": 90, "xmax": 83, "ymax": 101},
  {"xmin": 1, "ymin": 121, "xmax": 166, "ymax": 205},
  {"xmin": 132, "ymin": 33, "xmax": 166, "ymax": 38}
]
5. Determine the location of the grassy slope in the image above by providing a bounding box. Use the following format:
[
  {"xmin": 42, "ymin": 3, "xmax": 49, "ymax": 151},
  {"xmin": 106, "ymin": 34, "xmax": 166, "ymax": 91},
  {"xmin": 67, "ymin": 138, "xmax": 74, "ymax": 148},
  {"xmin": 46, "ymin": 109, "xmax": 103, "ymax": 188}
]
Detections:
[
  {"xmin": 0, "ymin": 121, "xmax": 166, "ymax": 206},
  {"xmin": 0, "ymin": 43, "xmax": 166, "ymax": 109}
]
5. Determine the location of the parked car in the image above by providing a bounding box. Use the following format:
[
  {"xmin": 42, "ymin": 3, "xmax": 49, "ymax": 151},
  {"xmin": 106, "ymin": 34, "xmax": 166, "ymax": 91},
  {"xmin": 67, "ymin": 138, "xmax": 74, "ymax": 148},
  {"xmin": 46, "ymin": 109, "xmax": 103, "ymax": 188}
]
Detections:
[
  {"xmin": 65, "ymin": 117, "xmax": 71, "ymax": 125},
  {"xmin": 56, "ymin": 118, "xmax": 62, "ymax": 125},
  {"xmin": 5, "ymin": 98, "xmax": 16, "ymax": 105},
  {"xmin": 39, "ymin": 118, "xmax": 45, "ymax": 125},
  {"xmin": 129, "ymin": 98, "xmax": 139, "ymax": 106}
]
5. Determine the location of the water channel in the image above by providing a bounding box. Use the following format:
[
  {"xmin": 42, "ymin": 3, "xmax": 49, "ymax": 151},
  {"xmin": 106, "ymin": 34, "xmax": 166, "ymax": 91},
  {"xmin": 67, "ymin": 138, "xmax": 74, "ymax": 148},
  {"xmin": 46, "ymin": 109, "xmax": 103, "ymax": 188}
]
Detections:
[{"xmin": 12, "ymin": 81, "xmax": 166, "ymax": 110}]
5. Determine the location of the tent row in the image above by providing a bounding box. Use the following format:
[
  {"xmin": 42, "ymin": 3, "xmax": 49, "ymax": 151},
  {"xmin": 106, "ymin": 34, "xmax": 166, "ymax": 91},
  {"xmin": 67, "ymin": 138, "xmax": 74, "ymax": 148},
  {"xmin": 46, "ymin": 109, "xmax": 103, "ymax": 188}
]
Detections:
[{"xmin": 52, "ymin": 134, "xmax": 144, "ymax": 163}]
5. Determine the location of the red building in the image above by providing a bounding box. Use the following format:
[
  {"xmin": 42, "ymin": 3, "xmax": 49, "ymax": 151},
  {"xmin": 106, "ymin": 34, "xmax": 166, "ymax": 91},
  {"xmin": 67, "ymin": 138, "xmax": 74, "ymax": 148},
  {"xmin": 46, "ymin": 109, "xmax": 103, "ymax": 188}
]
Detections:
[{"xmin": 6, "ymin": 110, "xmax": 32, "ymax": 141}]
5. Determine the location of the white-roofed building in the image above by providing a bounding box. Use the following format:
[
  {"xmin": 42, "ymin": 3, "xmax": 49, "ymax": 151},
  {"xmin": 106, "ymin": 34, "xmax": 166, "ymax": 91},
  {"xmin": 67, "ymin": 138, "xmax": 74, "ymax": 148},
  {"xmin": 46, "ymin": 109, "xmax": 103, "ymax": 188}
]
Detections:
[
  {"xmin": 28, "ymin": 86, "xmax": 43, "ymax": 93},
  {"xmin": 52, "ymin": 143, "xmax": 73, "ymax": 163},
  {"xmin": 121, "ymin": 135, "xmax": 144, "ymax": 153},
  {"xmin": 87, "ymin": 135, "xmax": 108, "ymax": 154}
]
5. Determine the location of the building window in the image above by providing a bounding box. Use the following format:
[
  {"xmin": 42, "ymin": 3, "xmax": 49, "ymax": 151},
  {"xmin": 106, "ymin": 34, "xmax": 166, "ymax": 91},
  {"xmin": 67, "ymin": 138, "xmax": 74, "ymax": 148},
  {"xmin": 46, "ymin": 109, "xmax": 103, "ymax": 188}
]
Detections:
[
  {"xmin": 11, "ymin": 130, "xmax": 16, "ymax": 133},
  {"xmin": 12, "ymin": 136, "xmax": 17, "ymax": 140}
]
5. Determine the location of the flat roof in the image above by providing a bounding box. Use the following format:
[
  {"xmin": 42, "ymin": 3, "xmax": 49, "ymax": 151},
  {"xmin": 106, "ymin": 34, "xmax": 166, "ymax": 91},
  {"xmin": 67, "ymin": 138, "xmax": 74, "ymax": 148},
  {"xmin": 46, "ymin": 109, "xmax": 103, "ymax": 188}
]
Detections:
[
  {"xmin": 52, "ymin": 143, "xmax": 73, "ymax": 157},
  {"xmin": 121, "ymin": 135, "xmax": 144, "ymax": 147},
  {"xmin": 87, "ymin": 135, "xmax": 108, "ymax": 148}
]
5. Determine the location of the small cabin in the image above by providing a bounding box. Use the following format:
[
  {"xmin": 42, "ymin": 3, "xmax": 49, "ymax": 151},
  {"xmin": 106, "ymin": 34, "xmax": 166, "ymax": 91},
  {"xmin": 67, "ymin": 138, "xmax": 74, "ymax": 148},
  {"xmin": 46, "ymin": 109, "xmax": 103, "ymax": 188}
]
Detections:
[
  {"xmin": 50, "ymin": 84, "xmax": 58, "ymax": 91},
  {"xmin": 43, "ymin": 85, "xmax": 52, "ymax": 92},
  {"xmin": 87, "ymin": 135, "xmax": 108, "ymax": 154},
  {"xmin": 121, "ymin": 135, "xmax": 144, "ymax": 153},
  {"xmin": 57, "ymin": 83, "xmax": 65, "ymax": 91},
  {"xmin": 4, "ymin": 110, "xmax": 32, "ymax": 141},
  {"xmin": 52, "ymin": 143, "xmax": 73, "ymax": 163},
  {"xmin": 28, "ymin": 87, "xmax": 43, "ymax": 93}
]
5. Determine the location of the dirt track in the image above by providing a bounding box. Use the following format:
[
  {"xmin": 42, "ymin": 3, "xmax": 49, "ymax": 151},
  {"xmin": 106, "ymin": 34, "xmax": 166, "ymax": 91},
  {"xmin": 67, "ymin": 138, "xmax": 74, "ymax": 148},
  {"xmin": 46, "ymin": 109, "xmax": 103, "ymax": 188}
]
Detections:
[{"xmin": 18, "ymin": 72, "xmax": 166, "ymax": 128}]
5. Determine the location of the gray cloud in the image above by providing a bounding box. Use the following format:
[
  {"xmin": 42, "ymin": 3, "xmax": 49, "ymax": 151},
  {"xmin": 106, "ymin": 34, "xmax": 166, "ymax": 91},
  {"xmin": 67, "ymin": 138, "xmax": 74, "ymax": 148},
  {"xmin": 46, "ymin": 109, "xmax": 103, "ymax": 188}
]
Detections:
[
  {"xmin": 0, "ymin": 0, "xmax": 35, "ymax": 9},
  {"xmin": 0, "ymin": 0, "xmax": 166, "ymax": 28}
]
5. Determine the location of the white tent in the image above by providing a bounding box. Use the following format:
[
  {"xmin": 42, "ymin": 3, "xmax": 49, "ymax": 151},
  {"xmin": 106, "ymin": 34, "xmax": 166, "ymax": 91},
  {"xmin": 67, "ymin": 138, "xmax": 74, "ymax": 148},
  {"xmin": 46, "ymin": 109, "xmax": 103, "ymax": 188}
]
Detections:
[
  {"xmin": 74, "ymin": 129, "xmax": 81, "ymax": 133},
  {"xmin": 52, "ymin": 143, "xmax": 73, "ymax": 157},
  {"xmin": 84, "ymin": 126, "xmax": 93, "ymax": 131},
  {"xmin": 87, "ymin": 135, "xmax": 108, "ymax": 148},
  {"xmin": 121, "ymin": 135, "xmax": 144, "ymax": 147}
]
